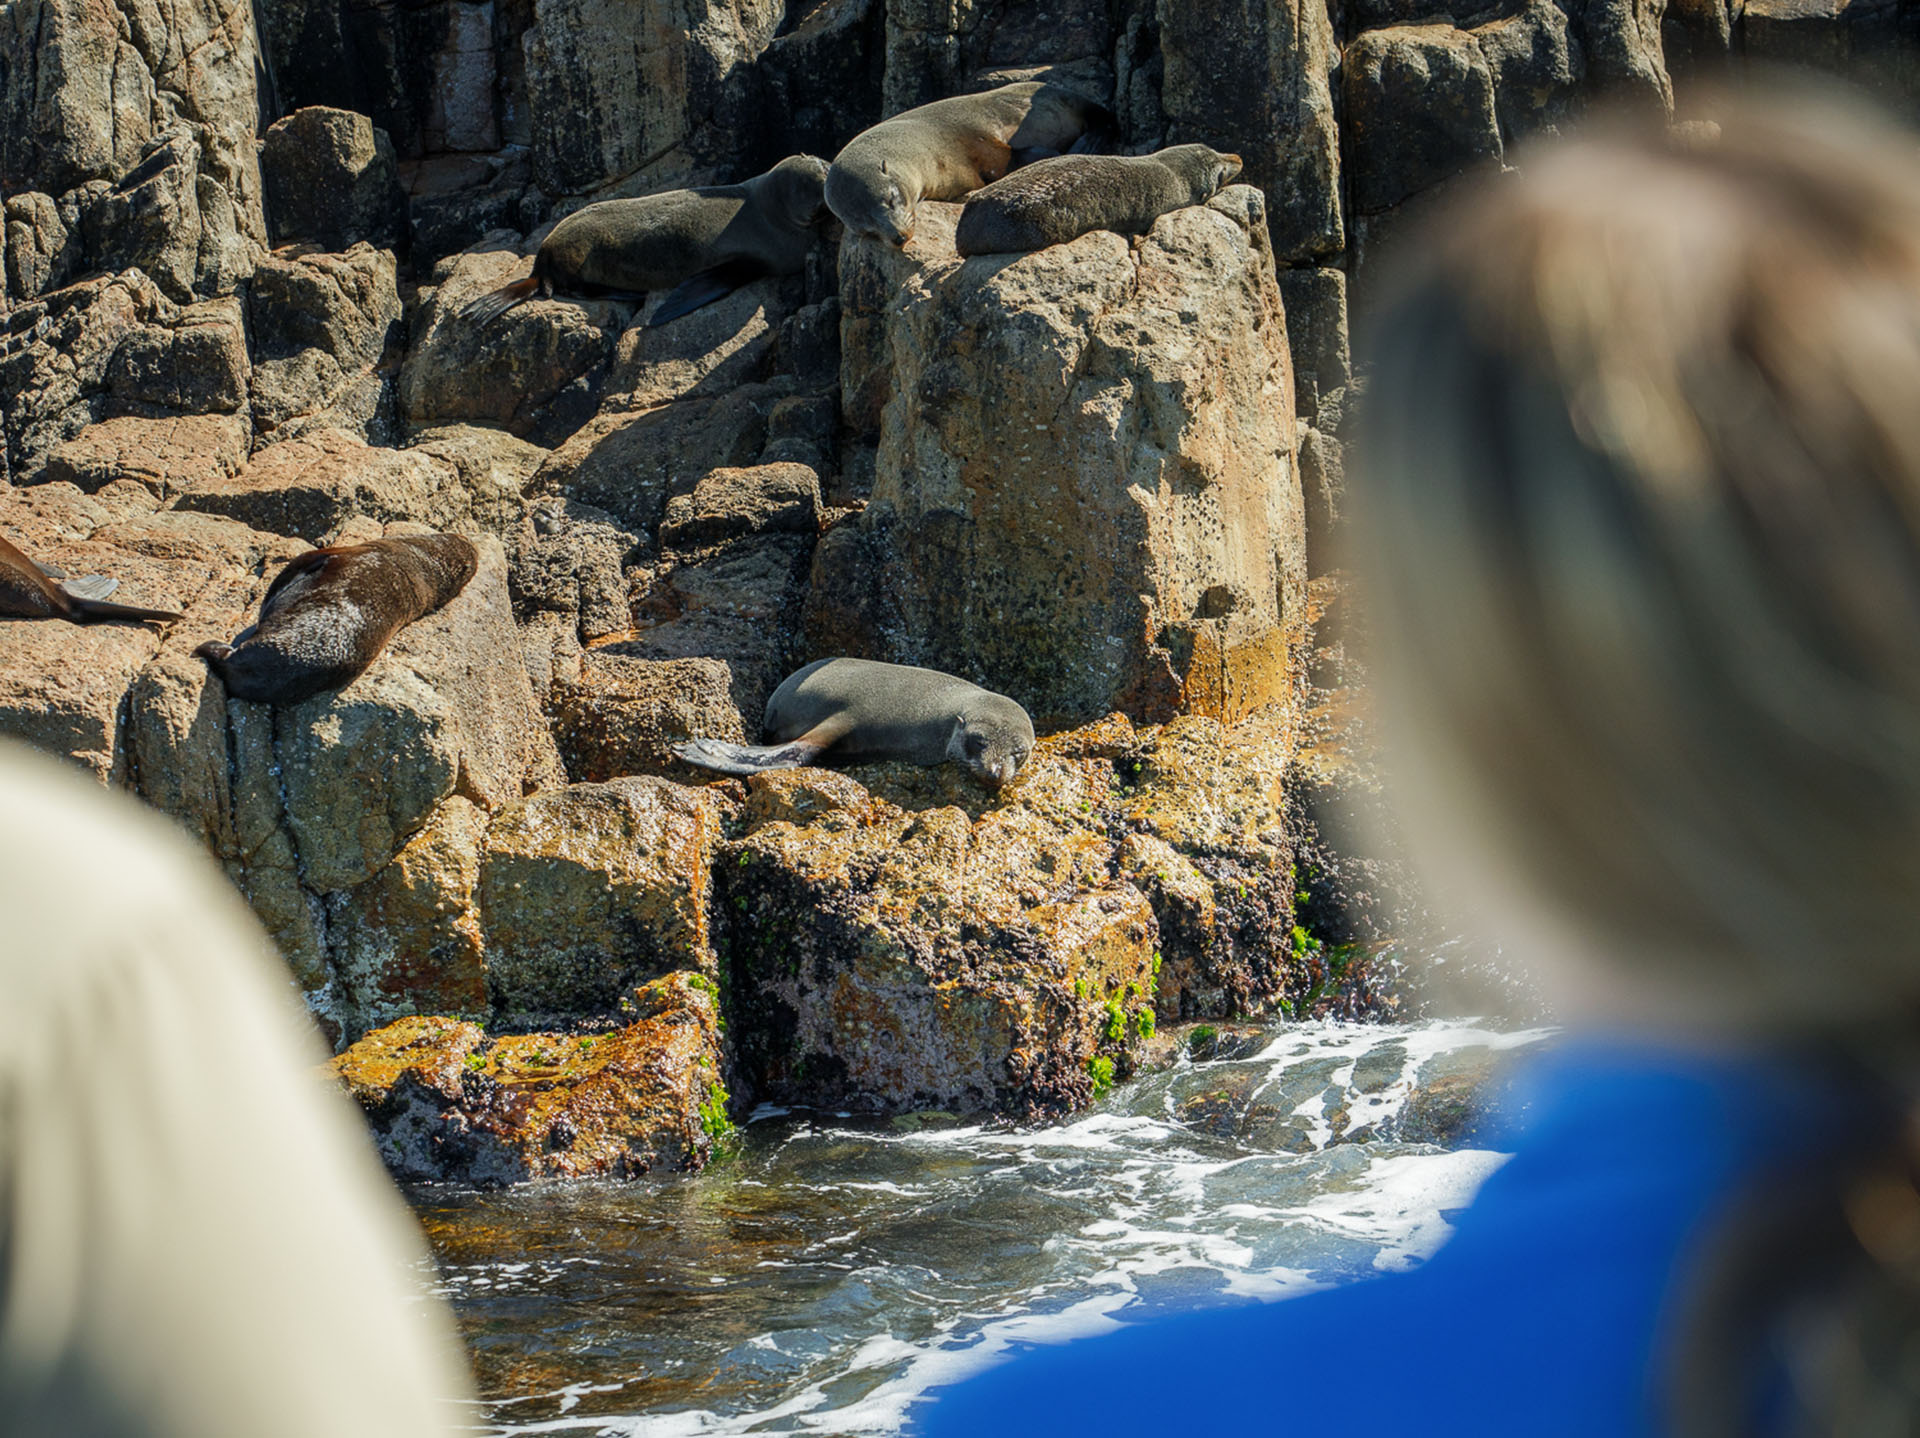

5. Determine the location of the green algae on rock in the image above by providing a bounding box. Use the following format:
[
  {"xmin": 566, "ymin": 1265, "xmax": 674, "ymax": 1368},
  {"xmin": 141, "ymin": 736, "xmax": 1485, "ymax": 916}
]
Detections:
[{"xmin": 331, "ymin": 972, "xmax": 729, "ymax": 1184}]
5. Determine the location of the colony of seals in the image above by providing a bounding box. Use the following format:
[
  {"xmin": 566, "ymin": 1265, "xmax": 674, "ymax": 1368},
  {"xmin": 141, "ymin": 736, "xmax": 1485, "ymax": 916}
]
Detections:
[
  {"xmin": 675, "ymin": 657, "xmax": 1037, "ymax": 790},
  {"xmin": 955, "ymin": 144, "xmax": 1244, "ymax": 256},
  {"xmin": 0, "ymin": 534, "xmax": 182, "ymax": 625},
  {"xmin": 195, "ymin": 536, "xmax": 478, "ymax": 705},
  {"xmin": 462, "ymin": 155, "xmax": 831, "ymax": 328},
  {"xmin": 825, "ymin": 81, "xmax": 1111, "ymax": 246}
]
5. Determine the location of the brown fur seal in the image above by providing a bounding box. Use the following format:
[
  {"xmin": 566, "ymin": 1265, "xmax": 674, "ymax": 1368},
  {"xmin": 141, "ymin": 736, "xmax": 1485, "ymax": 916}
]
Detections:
[
  {"xmin": 462, "ymin": 154, "xmax": 830, "ymax": 329},
  {"xmin": 826, "ymin": 82, "xmax": 1112, "ymax": 246},
  {"xmin": 675, "ymin": 657, "xmax": 1036, "ymax": 790},
  {"xmin": 0, "ymin": 534, "xmax": 182, "ymax": 624},
  {"xmin": 195, "ymin": 535, "xmax": 478, "ymax": 705},
  {"xmin": 955, "ymin": 144, "xmax": 1244, "ymax": 256}
]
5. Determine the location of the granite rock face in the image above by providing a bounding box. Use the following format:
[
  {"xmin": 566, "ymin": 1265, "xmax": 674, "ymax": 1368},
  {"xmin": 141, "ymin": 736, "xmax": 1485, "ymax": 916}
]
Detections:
[
  {"xmin": 825, "ymin": 189, "xmax": 1306, "ymax": 729},
  {"xmin": 6, "ymin": 0, "xmax": 1779, "ymax": 1178}
]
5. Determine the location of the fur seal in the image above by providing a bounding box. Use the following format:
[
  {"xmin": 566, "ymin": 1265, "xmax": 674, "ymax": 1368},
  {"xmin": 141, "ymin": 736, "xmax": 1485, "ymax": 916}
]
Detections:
[
  {"xmin": 462, "ymin": 154, "xmax": 830, "ymax": 329},
  {"xmin": 0, "ymin": 534, "xmax": 182, "ymax": 624},
  {"xmin": 826, "ymin": 82, "xmax": 1112, "ymax": 246},
  {"xmin": 955, "ymin": 144, "xmax": 1244, "ymax": 256},
  {"xmin": 675, "ymin": 657, "xmax": 1036, "ymax": 790},
  {"xmin": 195, "ymin": 535, "xmax": 478, "ymax": 705}
]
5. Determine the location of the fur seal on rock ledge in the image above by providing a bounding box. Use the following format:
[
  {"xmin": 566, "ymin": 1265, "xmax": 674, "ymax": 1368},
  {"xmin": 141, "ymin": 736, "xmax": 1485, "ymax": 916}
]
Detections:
[
  {"xmin": 462, "ymin": 155, "xmax": 830, "ymax": 329},
  {"xmin": 196, "ymin": 535, "xmax": 478, "ymax": 705},
  {"xmin": 955, "ymin": 145, "xmax": 1244, "ymax": 256},
  {"xmin": 675, "ymin": 657, "xmax": 1036, "ymax": 790},
  {"xmin": 826, "ymin": 82, "xmax": 1111, "ymax": 247},
  {"xmin": 0, "ymin": 534, "xmax": 182, "ymax": 624}
]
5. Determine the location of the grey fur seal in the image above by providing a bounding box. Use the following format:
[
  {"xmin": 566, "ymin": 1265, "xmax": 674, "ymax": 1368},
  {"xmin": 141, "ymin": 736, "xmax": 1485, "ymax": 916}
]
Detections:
[
  {"xmin": 955, "ymin": 144, "xmax": 1244, "ymax": 256},
  {"xmin": 462, "ymin": 155, "xmax": 830, "ymax": 329},
  {"xmin": 0, "ymin": 534, "xmax": 182, "ymax": 624},
  {"xmin": 675, "ymin": 657, "xmax": 1036, "ymax": 790},
  {"xmin": 195, "ymin": 535, "xmax": 478, "ymax": 705},
  {"xmin": 826, "ymin": 82, "xmax": 1111, "ymax": 246}
]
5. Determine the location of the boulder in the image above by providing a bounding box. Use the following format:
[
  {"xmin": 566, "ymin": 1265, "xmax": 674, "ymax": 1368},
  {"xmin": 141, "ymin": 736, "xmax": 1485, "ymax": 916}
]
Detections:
[
  {"xmin": 173, "ymin": 428, "xmax": 482, "ymax": 541},
  {"xmin": 1277, "ymin": 267, "xmax": 1351, "ymax": 432},
  {"xmin": 0, "ymin": 272, "xmax": 170, "ymax": 486},
  {"xmin": 521, "ymin": 0, "xmax": 783, "ymax": 196},
  {"xmin": 331, "ymin": 972, "xmax": 729, "ymax": 1184},
  {"xmin": 1158, "ymin": 0, "xmax": 1344, "ymax": 263},
  {"xmin": 4, "ymin": 191, "xmax": 84, "ymax": 302},
  {"xmin": 604, "ymin": 275, "xmax": 803, "ymax": 411},
  {"xmin": 720, "ymin": 758, "xmax": 1160, "ymax": 1117},
  {"xmin": 401, "ymin": 248, "xmax": 632, "ymax": 445},
  {"xmin": 478, "ymin": 776, "xmax": 730, "ymax": 1020},
  {"xmin": 1475, "ymin": 0, "xmax": 1585, "ymax": 143},
  {"xmin": 822, "ymin": 190, "xmax": 1306, "ymax": 728},
  {"xmin": 259, "ymin": 107, "xmax": 408, "ymax": 251},
  {"xmin": 620, "ymin": 532, "xmax": 814, "ymax": 720},
  {"xmin": 104, "ymin": 294, "xmax": 252, "ymax": 419},
  {"xmin": 42, "ymin": 413, "xmax": 251, "ymax": 498},
  {"xmin": 506, "ymin": 497, "xmax": 640, "ymax": 641},
  {"xmin": 404, "ymin": 424, "xmax": 549, "ymax": 538},
  {"xmin": 549, "ymin": 652, "xmax": 748, "ymax": 781},
  {"xmin": 659, "ymin": 462, "xmax": 822, "ymax": 549},
  {"xmin": 329, "ymin": 796, "xmax": 492, "ymax": 1041},
  {"xmin": 1343, "ymin": 26, "xmax": 1503, "ymax": 215},
  {"xmin": 1579, "ymin": 0, "xmax": 1673, "ymax": 113},
  {"xmin": 528, "ymin": 384, "xmax": 775, "ymax": 536},
  {"xmin": 246, "ymin": 244, "xmax": 402, "ymax": 444}
]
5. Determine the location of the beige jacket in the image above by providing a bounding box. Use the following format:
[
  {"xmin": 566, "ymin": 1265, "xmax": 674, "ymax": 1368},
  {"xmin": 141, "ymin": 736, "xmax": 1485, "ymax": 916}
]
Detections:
[{"xmin": 0, "ymin": 740, "xmax": 476, "ymax": 1436}]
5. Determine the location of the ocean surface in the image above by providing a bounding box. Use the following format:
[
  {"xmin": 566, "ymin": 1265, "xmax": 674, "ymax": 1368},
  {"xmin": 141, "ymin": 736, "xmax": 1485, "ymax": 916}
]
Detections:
[{"xmin": 416, "ymin": 1018, "xmax": 1550, "ymax": 1436}]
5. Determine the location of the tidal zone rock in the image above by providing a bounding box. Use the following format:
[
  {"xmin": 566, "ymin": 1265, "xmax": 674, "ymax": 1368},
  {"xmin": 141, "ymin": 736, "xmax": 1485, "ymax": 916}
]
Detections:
[
  {"xmin": 331, "ymin": 973, "xmax": 731, "ymax": 1184},
  {"xmin": 717, "ymin": 706, "xmax": 1310, "ymax": 1118}
]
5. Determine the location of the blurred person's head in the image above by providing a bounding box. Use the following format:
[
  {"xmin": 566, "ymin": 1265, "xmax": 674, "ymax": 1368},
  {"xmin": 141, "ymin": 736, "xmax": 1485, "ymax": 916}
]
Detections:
[{"xmin": 1353, "ymin": 83, "xmax": 1920, "ymax": 1040}]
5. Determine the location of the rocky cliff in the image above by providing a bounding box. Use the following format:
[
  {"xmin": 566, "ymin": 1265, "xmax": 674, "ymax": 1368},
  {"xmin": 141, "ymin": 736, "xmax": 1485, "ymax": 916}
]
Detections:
[{"xmin": 3, "ymin": 0, "xmax": 1907, "ymax": 1181}]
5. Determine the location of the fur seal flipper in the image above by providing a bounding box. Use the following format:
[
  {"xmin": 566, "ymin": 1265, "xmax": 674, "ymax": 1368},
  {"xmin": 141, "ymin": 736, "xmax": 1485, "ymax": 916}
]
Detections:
[
  {"xmin": 0, "ymin": 534, "xmax": 182, "ymax": 625},
  {"xmin": 671, "ymin": 738, "xmax": 830, "ymax": 775},
  {"xmin": 825, "ymin": 82, "xmax": 1112, "ymax": 246},
  {"xmin": 197, "ymin": 535, "xmax": 478, "ymax": 705},
  {"xmin": 677, "ymin": 657, "xmax": 1036, "ymax": 790},
  {"xmin": 462, "ymin": 154, "xmax": 829, "ymax": 329},
  {"xmin": 955, "ymin": 145, "xmax": 1243, "ymax": 257}
]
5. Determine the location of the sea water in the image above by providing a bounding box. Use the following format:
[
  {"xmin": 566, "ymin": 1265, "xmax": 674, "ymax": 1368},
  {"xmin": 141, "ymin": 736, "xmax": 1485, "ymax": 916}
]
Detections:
[{"xmin": 416, "ymin": 1019, "xmax": 1550, "ymax": 1436}]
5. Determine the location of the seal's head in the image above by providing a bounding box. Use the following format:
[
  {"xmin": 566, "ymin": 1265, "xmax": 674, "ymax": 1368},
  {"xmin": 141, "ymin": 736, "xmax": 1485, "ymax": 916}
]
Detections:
[
  {"xmin": 767, "ymin": 154, "xmax": 831, "ymax": 228},
  {"xmin": 825, "ymin": 157, "xmax": 915, "ymax": 246},
  {"xmin": 948, "ymin": 696, "xmax": 1037, "ymax": 790},
  {"xmin": 1159, "ymin": 144, "xmax": 1245, "ymax": 204}
]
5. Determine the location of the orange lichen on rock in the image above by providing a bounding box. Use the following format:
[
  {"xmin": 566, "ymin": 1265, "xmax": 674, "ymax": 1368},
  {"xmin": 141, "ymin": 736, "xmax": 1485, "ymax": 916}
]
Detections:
[{"xmin": 330, "ymin": 973, "xmax": 727, "ymax": 1184}]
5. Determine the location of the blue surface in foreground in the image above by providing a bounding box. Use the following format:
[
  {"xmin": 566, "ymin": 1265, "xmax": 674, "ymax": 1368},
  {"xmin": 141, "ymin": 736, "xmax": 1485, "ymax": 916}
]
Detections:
[{"xmin": 915, "ymin": 1042, "xmax": 1871, "ymax": 1436}]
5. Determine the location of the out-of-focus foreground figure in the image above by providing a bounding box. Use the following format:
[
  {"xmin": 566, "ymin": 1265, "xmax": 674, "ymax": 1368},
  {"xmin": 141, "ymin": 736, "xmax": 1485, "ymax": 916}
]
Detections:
[
  {"xmin": 0, "ymin": 739, "xmax": 475, "ymax": 1436},
  {"xmin": 919, "ymin": 87, "xmax": 1920, "ymax": 1436}
]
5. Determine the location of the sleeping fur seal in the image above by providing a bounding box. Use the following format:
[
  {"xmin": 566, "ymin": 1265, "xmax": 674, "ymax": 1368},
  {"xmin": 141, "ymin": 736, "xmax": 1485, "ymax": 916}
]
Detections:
[
  {"xmin": 675, "ymin": 657, "xmax": 1036, "ymax": 790},
  {"xmin": 196, "ymin": 535, "xmax": 478, "ymax": 705},
  {"xmin": 0, "ymin": 534, "xmax": 182, "ymax": 624},
  {"xmin": 955, "ymin": 144, "xmax": 1244, "ymax": 256},
  {"xmin": 826, "ymin": 82, "xmax": 1112, "ymax": 246},
  {"xmin": 462, "ymin": 154, "xmax": 830, "ymax": 329}
]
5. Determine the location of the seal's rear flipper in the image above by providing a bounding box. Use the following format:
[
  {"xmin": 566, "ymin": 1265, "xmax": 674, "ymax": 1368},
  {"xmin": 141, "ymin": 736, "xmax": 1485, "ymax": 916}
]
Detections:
[
  {"xmin": 72, "ymin": 596, "xmax": 182, "ymax": 625},
  {"xmin": 647, "ymin": 262, "xmax": 761, "ymax": 328},
  {"xmin": 673, "ymin": 738, "xmax": 828, "ymax": 776},
  {"xmin": 35, "ymin": 560, "xmax": 65, "ymax": 580},
  {"xmin": 61, "ymin": 574, "xmax": 119, "ymax": 602},
  {"xmin": 460, "ymin": 275, "xmax": 541, "ymax": 326}
]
